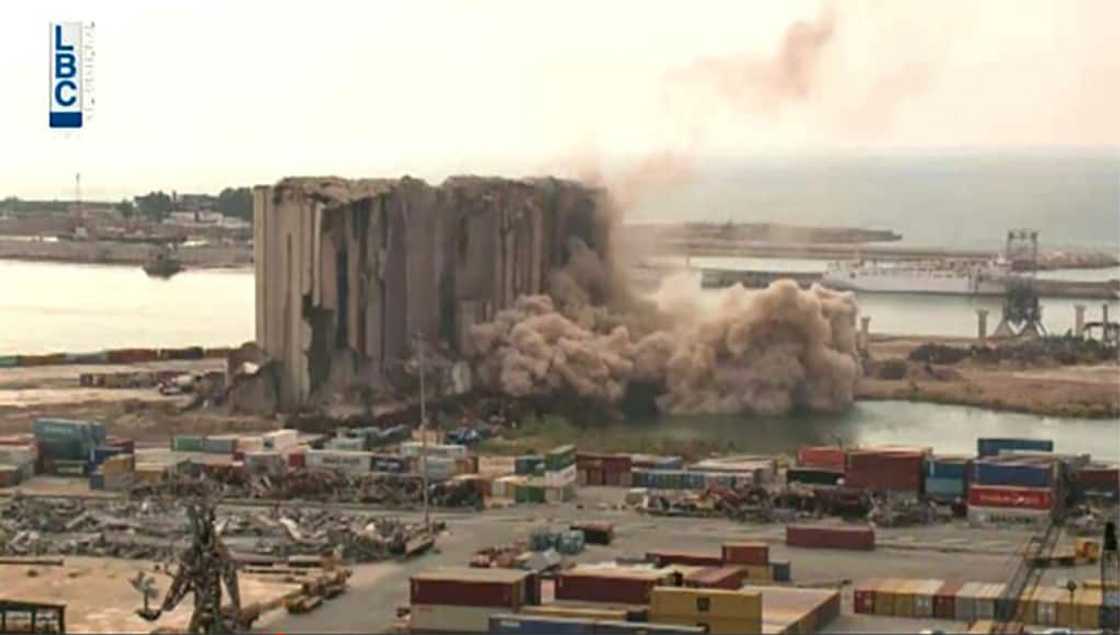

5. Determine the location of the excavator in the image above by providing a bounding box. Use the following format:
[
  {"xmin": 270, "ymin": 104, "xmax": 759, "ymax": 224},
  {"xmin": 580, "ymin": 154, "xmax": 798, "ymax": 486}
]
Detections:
[{"xmin": 131, "ymin": 496, "xmax": 257, "ymax": 634}]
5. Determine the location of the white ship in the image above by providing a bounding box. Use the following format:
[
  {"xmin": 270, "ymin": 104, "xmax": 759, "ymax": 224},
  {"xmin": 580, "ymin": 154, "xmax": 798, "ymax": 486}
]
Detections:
[{"xmin": 821, "ymin": 259, "xmax": 1011, "ymax": 295}]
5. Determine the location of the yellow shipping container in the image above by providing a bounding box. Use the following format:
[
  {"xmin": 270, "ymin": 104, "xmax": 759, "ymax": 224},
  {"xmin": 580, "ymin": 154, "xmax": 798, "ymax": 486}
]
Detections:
[
  {"xmin": 654, "ymin": 613, "xmax": 762, "ymax": 635},
  {"xmin": 100, "ymin": 454, "xmax": 134, "ymax": 475},
  {"xmin": 744, "ymin": 565, "xmax": 772, "ymax": 581},
  {"xmin": 650, "ymin": 587, "xmax": 762, "ymax": 621},
  {"xmin": 1056, "ymin": 592, "xmax": 1076, "ymax": 628},
  {"xmin": 1075, "ymin": 587, "xmax": 1101, "ymax": 629},
  {"xmin": 874, "ymin": 578, "xmax": 899, "ymax": 616},
  {"xmin": 893, "ymin": 579, "xmax": 917, "ymax": 618}
]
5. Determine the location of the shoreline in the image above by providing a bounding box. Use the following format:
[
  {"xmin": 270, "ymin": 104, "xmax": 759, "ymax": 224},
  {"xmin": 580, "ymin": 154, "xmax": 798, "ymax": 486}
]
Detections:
[{"xmin": 0, "ymin": 238, "xmax": 253, "ymax": 269}]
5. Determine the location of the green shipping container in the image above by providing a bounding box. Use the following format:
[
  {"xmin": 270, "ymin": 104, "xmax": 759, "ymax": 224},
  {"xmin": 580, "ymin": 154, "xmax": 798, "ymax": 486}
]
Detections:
[
  {"xmin": 515, "ymin": 483, "xmax": 546, "ymax": 504},
  {"xmin": 546, "ymin": 445, "xmax": 576, "ymax": 471},
  {"xmin": 172, "ymin": 435, "xmax": 205, "ymax": 452}
]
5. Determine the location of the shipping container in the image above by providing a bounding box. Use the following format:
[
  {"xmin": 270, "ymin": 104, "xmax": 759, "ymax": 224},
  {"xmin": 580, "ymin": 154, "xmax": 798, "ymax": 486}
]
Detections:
[
  {"xmin": 845, "ymin": 449, "xmax": 925, "ymax": 493},
  {"xmin": 973, "ymin": 458, "xmax": 1055, "ymax": 488},
  {"xmin": 202, "ymin": 434, "xmax": 238, "ymax": 454},
  {"xmin": 912, "ymin": 579, "xmax": 944, "ymax": 618},
  {"xmin": 411, "ymin": 603, "xmax": 499, "ymax": 633},
  {"xmin": 544, "ymin": 464, "xmax": 577, "ymax": 487},
  {"xmin": 488, "ymin": 613, "xmax": 595, "ymax": 634},
  {"xmin": 926, "ymin": 455, "xmax": 971, "ymax": 479},
  {"xmin": 555, "ymin": 568, "xmax": 671, "ymax": 605},
  {"xmin": 0, "ymin": 465, "xmax": 21, "ymax": 488},
  {"xmin": 796, "ymin": 446, "xmax": 846, "ymax": 471},
  {"xmin": 648, "ymin": 550, "xmax": 724, "ymax": 568},
  {"xmin": 631, "ymin": 455, "xmax": 684, "ymax": 470},
  {"xmin": 722, "ymin": 542, "xmax": 768, "ymax": 566},
  {"xmin": 411, "ymin": 567, "xmax": 533, "ymax": 609},
  {"xmin": 785, "ymin": 525, "xmax": 875, "ymax": 550},
  {"xmin": 683, "ymin": 566, "xmax": 745, "ymax": 590},
  {"xmin": 1076, "ymin": 587, "xmax": 1102, "ymax": 629},
  {"xmin": 785, "ymin": 467, "xmax": 843, "ymax": 487},
  {"xmin": 967, "ymin": 504, "xmax": 1052, "ymax": 528},
  {"xmin": 854, "ymin": 579, "xmax": 879, "ymax": 614},
  {"xmin": 650, "ymin": 586, "xmax": 762, "ymax": 620},
  {"xmin": 594, "ymin": 620, "xmax": 706, "ymax": 635},
  {"xmin": 932, "ymin": 581, "xmax": 965, "ymax": 620},
  {"xmin": 977, "ymin": 437, "xmax": 1053, "ymax": 457},
  {"xmin": 519, "ymin": 605, "xmax": 629, "ymax": 621},
  {"xmin": 924, "ymin": 476, "xmax": 966, "ymax": 500},
  {"xmin": 968, "ymin": 485, "xmax": 1054, "ymax": 510},
  {"xmin": 515, "ymin": 455, "xmax": 545, "ymax": 476},
  {"xmin": 769, "ymin": 560, "xmax": 791, "ymax": 583},
  {"xmin": 304, "ymin": 449, "xmax": 373, "ymax": 476},
  {"xmin": 545, "ymin": 445, "xmax": 576, "ymax": 471},
  {"xmin": 571, "ymin": 522, "xmax": 614, "ymax": 546},
  {"xmin": 171, "ymin": 434, "xmax": 205, "ymax": 452},
  {"xmin": 262, "ymin": 429, "xmax": 299, "ymax": 450},
  {"xmin": 1073, "ymin": 463, "xmax": 1120, "ymax": 501},
  {"xmin": 874, "ymin": 578, "xmax": 901, "ymax": 617},
  {"xmin": 893, "ymin": 579, "xmax": 917, "ymax": 618}
]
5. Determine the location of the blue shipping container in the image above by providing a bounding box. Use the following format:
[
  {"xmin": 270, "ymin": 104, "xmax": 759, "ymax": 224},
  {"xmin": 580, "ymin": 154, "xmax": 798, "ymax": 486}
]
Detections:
[
  {"xmin": 977, "ymin": 437, "xmax": 1053, "ymax": 457},
  {"xmin": 974, "ymin": 460, "xmax": 1053, "ymax": 487},
  {"xmin": 489, "ymin": 614, "xmax": 595, "ymax": 634},
  {"xmin": 771, "ymin": 559, "xmax": 792, "ymax": 582},
  {"xmin": 927, "ymin": 458, "xmax": 970, "ymax": 479},
  {"xmin": 594, "ymin": 620, "xmax": 705, "ymax": 634},
  {"xmin": 925, "ymin": 476, "xmax": 966, "ymax": 499}
]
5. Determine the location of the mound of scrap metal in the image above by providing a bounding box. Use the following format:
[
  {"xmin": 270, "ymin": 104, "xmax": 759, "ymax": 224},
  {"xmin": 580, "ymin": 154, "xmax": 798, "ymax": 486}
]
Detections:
[{"xmin": 0, "ymin": 495, "xmax": 436, "ymax": 562}]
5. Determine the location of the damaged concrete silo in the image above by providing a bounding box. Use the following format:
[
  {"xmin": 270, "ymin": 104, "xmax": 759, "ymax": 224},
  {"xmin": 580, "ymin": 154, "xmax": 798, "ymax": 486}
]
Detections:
[{"xmin": 252, "ymin": 176, "xmax": 609, "ymax": 409}]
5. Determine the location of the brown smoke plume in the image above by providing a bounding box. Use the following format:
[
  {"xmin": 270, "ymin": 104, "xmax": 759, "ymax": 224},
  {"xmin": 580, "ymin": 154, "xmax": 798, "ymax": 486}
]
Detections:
[{"xmin": 469, "ymin": 245, "xmax": 861, "ymax": 417}]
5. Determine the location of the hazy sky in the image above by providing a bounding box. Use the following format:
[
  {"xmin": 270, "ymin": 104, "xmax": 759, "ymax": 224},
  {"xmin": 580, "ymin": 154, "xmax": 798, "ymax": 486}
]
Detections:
[{"xmin": 1, "ymin": 0, "xmax": 1117, "ymax": 200}]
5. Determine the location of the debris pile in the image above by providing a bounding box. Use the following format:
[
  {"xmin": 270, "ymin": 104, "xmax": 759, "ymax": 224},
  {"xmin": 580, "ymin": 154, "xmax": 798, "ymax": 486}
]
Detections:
[
  {"xmin": 0, "ymin": 495, "xmax": 435, "ymax": 563},
  {"xmin": 125, "ymin": 469, "xmax": 482, "ymax": 509}
]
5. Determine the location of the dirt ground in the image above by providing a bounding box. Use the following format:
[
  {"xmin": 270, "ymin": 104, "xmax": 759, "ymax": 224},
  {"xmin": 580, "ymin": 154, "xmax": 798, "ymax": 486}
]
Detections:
[
  {"xmin": 0, "ymin": 556, "xmax": 300, "ymax": 633},
  {"xmin": 0, "ymin": 360, "xmax": 276, "ymax": 442},
  {"xmin": 861, "ymin": 335, "xmax": 1120, "ymax": 418}
]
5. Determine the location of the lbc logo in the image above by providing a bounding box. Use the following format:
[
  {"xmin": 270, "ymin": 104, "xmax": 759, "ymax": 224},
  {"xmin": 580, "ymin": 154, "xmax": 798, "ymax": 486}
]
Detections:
[{"xmin": 49, "ymin": 23, "xmax": 83, "ymax": 128}]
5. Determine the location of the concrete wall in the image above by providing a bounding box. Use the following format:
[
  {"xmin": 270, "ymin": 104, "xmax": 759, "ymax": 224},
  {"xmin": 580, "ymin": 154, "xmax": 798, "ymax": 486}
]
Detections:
[{"xmin": 254, "ymin": 176, "xmax": 604, "ymax": 409}]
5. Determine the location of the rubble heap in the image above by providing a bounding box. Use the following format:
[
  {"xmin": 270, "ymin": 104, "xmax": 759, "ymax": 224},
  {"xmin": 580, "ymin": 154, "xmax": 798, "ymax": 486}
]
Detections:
[{"xmin": 0, "ymin": 494, "xmax": 436, "ymax": 563}]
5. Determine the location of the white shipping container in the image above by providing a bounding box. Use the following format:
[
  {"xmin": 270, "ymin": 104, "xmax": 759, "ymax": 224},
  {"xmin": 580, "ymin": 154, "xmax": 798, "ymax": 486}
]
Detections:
[
  {"xmin": 410, "ymin": 603, "xmax": 498, "ymax": 633},
  {"xmin": 245, "ymin": 451, "xmax": 285, "ymax": 473},
  {"xmin": 967, "ymin": 505, "xmax": 1052, "ymax": 528},
  {"xmin": 544, "ymin": 464, "xmax": 577, "ymax": 486},
  {"xmin": 0, "ymin": 447, "xmax": 35, "ymax": 467},
  {"xmin": 401, "ymin": 442, "xmax": 468, "ymax": 459},
  {"xmin": 262, "ymin": 429, "xmax": 299, "ymax": 450},
  {"xmin": 418, "ymin": 456, "xmax": 457, "ymax": 481},
  {"xmin": 544, "ymin": 483, "xmax": 575, "ymax": 503},
  {"xmin": 491, "ymin": 475, "xmax": 524, "ymax": 499},
  {"xmin": 304, "ymin": 450, "xmax": 372, "ymax": 475}
]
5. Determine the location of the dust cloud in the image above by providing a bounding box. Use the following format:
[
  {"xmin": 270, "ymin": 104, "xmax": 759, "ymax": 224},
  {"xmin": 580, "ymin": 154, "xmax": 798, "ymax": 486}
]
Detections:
[{"xmin": 469, "ymin": 238, "xmax": 861, "ymax": 417}]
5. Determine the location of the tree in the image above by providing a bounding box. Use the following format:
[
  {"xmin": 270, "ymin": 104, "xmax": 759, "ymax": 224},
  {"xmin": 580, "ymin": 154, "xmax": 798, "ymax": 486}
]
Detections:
[
  {"xmin": 115, "ymin": 199, "xmax": 135, "ymax": 220},
  {"xmin": 215, "ymin": 187, "xmax": 253, "ymax": 222},
  {"xmin": 135, "ymin": 191, "xmax": 173, "ymax": 221}
]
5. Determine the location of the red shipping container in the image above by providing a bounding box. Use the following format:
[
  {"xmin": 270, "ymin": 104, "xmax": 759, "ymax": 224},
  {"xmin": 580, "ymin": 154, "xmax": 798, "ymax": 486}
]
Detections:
[
  {"xmin": 587, "ymin": 468, "xmax": 604, "ymax": 486},
  {"xmin": 411, "ymin": 569, "xmax": 531, "ymax": 608},
  {"xmin": 722, "ymin": 542, "xmax": 769, "ymax": 566},
  {"xmin": 554, "ymin": 571, "xmax": 662, "ymax": 605},
  {"xmin": 1075, "ymin": 466, "xmax": 1120, "ymax": 489},
  {"xmin": 846, "ymin": 450, "xmax": 924, "ymax": 492},
  {"xmin": 287, "ymin": 450, "xmax": 306, "ymax": 469},
  {"xmin": 683, "ymin": 566, "xmax": 745, "ymax": 590},
  {"xmin": 786, "ymin": 524, "xmax": 875, "ymax": 551},
  {"xmin": 968, "ymin": 485, "xmax": 1053, "ymax": 510},
  {"xmin": 797, "ymin": 446, "xmax": 847, "ymax": 471},
  {"xmin": 933, "ymin": 580, "xmax": 965, "ymax": 620},
  {"xmin": 647, "ymin": 550, "xmax": 724, "ymax": 567},
  {"xmin": 854, "ymin": 580, "xmax": 878, "ymax": 614}
]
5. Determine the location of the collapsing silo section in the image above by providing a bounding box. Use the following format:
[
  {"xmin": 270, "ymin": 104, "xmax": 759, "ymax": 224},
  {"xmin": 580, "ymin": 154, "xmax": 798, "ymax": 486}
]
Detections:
[{"xmin": 252, "ymin": 176, "xmax": 609, "ymax": 410}]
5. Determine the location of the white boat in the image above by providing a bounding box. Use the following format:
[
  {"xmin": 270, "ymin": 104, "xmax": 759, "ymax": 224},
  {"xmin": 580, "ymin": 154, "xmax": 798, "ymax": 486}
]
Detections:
[{"xmin": 821, "ymin": 259, "xmax": 1010, "ymax": 295}]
